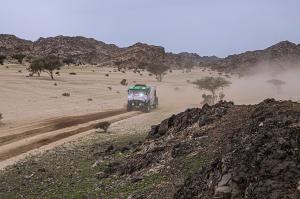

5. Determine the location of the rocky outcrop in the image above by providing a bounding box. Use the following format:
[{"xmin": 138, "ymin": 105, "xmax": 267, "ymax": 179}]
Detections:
[
  {"xmin": 32, "ymin": 36, "xmax": 120, "ymax": 64},
  {"xmin": 175, "ymin": 99, "xmax": 300, "ymax": 199},
  {"xmin": 0, "ymin": 34, "xmax": 33, "ymax": 56},
  {"xmin": 101, "ymin": 42, "xmax": 166, "ymax": 68},
  {"xmin": 93, "ymin": 99, "xmax": 300, "ymax": 198},
  {"xmin": 1, "ymin": 34, "xmax": 300, "ymax": 73},
  {"xmin": 209, "ymin": 41, "xmax": 300, "ymax": 74},
  {"xmin": 0, "ymin": 34, "xmax": 203, "ymax": 68},
  {"xmin": 164, "ymin": 52, "xmax": 203, "ymax": 69}
]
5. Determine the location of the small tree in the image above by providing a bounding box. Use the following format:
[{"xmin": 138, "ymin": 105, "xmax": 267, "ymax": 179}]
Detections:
[
  {"xmin": 12, "ymin": 54, "xmax": 26, "ymax": 64},
  {"xmin": 0, "ymin": 55, "xmax": 6, "ymax": 65},
  {"xmin": 146, "ymin": 64, "xmax": 169, "ymax": 81},
  {"xmin": 28, "ymin": 55, "xmax": 62, "ymax": 80},
  {"xmin": 192, "ymin": 76, "xmax": 231, "ymax": 104}
]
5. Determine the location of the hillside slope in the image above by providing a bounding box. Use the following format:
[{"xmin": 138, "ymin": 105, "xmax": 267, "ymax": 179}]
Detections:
[{"xmin": 1, "ymin": 99, "xmax": 299, "ymax": 198}]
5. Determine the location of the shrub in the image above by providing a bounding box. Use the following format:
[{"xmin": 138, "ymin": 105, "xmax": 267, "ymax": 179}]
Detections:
[
  {"xmin": 94, "ymin": 121, "xmax": 111, "ymax": 133},
  {"xmin": 62, "ymin": 92, "xmax": 70, "ymax": 97},
  {"xmin": 88, "ymin": 98, "xmax": 93, "ymax": 101},
  {"xmin": 28, "ymin": 55, "xmax": 62, "ymax": 80},
  {"xmin": 105, "ymin": 74, "xmax": 109, "ymax": 77},
  {"xmin": 120, "ymin": 79, "xmax": 128, "ymax": 86},
  {"xmin": 0, "ymin": 55, "xmax": 6, "ymax": 65},
  {"xmin": 69, "ymin": 72, "xmax": 77, "ymax": 75},
  {"xmin": 12, "ymin": 54, "xmax": 26, "ymax": 64},
  {"xmin": 0, "ymin": 113, "xmax": 3, "ymax": 121}
]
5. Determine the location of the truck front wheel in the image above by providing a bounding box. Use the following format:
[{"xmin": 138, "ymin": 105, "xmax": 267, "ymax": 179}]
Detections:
[
  {"xmin": 127, "ymin": 104, "xmax": 132, "ymax": 111},
  {"xmin": 143, "ymin": 103, "xmax": 150, "ymax": 113}
]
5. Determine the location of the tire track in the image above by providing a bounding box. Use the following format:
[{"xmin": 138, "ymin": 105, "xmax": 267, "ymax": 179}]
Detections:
[
  {"xmin": 0, "ymin": 109, "xmax": 126, "ymax": 146},
  {"xmin": 0, "ymin": 111, "xmax": 141, "ymax": 162}
]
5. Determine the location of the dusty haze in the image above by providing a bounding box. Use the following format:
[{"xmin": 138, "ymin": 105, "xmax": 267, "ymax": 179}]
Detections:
[{"xmin": 226, "ymin": 62, "xmax": 300, "ymax": 104}]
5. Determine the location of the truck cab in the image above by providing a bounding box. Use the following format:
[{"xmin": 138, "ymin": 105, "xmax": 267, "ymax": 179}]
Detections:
[{"xmin": 127, "ymin": 84, "xmax": 158, "ymax": 112}]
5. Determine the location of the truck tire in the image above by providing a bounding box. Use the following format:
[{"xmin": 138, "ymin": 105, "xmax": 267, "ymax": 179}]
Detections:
[
  {"xmin": 127, "ymin": 104, "xmax": 132, "ymax": 112},
  {"xmin": 143, "ymin": 103, "xmax": 151, "ymax": 113}
]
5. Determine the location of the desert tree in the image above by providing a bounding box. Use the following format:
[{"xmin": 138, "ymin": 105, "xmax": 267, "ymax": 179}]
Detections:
[
  {"xmin": 145, "ymin": 64, "xmax": 169, "ymax": 81},
  {"xmin": 113, "ymin": 60, "xmax": 123, "ymax": 71},
  {"xmin": 201, "ymin": 94, "xmax": 214, "ymax": 105},
  {"xmin": 184, "ymin": 60, "xmax": 193, "ymax": 73},
  {"xmin": 28, "ymin": 55, "xmax": 62, "ymax": 80},
  {"xmin": 0, "ymin": 55, "xmax": 6, "ymax": 65},
  {"xmin": 12, "ymin": 54, "xmax": 26, "ymax": 64},
  {"xmin": 267, "ymin": 79, "xmax": 285, "ymax": 94},
  {"xmin": 192, "ymin": 76, "xmax": 231, "ymax": 105}
]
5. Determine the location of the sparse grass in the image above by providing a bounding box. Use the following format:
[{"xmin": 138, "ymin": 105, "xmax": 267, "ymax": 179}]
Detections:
[
  {"xmin": 99, "ymin": 173, "xmax": 166, "ymax": 198},
  {"xmin": 181, "ymin": 153, "xmax": 213, "ymax": 176},
  {"xmin": 0, "ymin": 133, "xmax": 147, "ymax": 198}
]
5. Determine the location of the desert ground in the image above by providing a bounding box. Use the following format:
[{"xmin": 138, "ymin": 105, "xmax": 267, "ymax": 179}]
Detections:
[
  {"xmin": 1, "ymin": 64, "xmax": 300, "ymax": 198},
  {"xmin": 0, "ymin": 64, "xmax": 299, "ymax": 168}
]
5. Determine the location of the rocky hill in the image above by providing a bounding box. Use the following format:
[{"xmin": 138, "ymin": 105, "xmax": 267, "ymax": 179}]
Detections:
[
  {"xmin": 1, "ymin": 34, "xmax": 300, "ymax": 73},
  {"xmin": 32, "ymin": 36, "xmax": 120, "ymax": 65},
  {"xmin": 97, "ymin": 99, "xmax": 300, "ymax": 198},
  {"xmin": 209, "ymin": 41, "xmax": 300, "ymax": 74},
  {"xmin": 1, "ymin": 99, "xmax": 299, "ymax": 198},
  {"xmin": 0, "ymin": 34, "xmax": 33, "ymax": 56},
  {"xmin": 0, "ymin": 34, "xmax": 203, "ymax": 68}
]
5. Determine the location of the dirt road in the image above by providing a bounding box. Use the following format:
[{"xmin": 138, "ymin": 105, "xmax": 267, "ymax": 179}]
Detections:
[{"xmin": 0, "ymin": 109, "xmax": 141, "ymax": 164}]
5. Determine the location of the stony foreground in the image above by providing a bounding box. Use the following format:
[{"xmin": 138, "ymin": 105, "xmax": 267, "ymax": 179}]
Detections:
[{"xmin": 1, "ymin": 99, "xmax": 300, "ymax": 198}]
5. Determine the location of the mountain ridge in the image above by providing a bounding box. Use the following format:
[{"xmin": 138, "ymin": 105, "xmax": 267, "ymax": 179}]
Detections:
[{"xmin": 1, "ymin": 34, "xmax": 300, "ymax": 73}]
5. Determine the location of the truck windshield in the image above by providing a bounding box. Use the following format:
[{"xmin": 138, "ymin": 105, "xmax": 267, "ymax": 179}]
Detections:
[{"xmin": 128, "ymin": 90, "xmax": 147, "ymax": 95}]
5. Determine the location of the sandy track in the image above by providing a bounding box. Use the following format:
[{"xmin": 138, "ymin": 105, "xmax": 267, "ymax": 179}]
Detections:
[
  {"xmin": 0, "ymin": 109, "xmax": 140, "ymax": 162},
  {"xmin": 0, "ymin": 109, "xmax": 126, "ymax": 146}
]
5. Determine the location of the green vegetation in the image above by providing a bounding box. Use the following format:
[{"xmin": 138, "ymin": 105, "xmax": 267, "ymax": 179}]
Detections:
[
  {"xmin": 0, "ymin": 55, "xmax": 6, "ymax": 65},
  {"xmin": 0, "ymin": 133, "xmax": 146, "ymax": 198},
  {"xmin": 12, "ymin": 54, "xmax": 26, "ymax": 64},
  {"xmin": 192, "ymin": 76, "xmax": 231, "ymax": 105},
  {"xmin": 28, "ymin": 55, "xmax": 62, "ymax": 80},
  {"xmin": 145, "ymin": 64, "xmax": 169, "ymax": 81}
]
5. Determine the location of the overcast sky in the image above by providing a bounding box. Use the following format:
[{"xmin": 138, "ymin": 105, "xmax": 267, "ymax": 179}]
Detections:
[{"xmin": 0, "ymin": 0, "xmax": 299, "ymax": 57}]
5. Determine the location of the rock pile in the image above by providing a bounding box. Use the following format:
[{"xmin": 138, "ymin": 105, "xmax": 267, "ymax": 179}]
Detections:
[{"xmin": 175, "ymin": 99, "xmax": 300, "ymax": 199}]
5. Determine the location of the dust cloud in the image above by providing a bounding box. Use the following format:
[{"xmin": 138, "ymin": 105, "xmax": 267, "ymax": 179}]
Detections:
[
  {"xmin": 158, "ymin": 62, "xmax": 300, "ymax": 109},
  {"xmin": 226, "ymin": 62, "xmax": 300, "ymax": 104}
]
